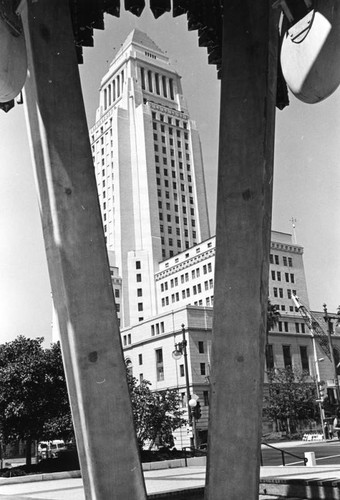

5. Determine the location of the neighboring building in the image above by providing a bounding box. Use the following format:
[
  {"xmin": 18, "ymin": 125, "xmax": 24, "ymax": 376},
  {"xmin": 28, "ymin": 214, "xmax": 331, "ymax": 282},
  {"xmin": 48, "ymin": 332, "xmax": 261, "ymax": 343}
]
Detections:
[
  {"xmin": 121, "ymin": 230, "xmax": 340, "ymax": 445},
  {"xmin": 90, "ymin": 29, "xmax": 210, "ymax": 328}
]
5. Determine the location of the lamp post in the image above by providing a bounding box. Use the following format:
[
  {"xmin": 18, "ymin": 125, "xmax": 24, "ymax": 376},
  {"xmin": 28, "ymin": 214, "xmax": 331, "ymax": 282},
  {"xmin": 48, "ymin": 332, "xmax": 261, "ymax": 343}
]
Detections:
[
  {"xmin": 172, "ymin": 324, "xmax": 198, "ymax": 448},
  {"xmin": 312, "ymin": 335, "xmax": 326, "ymax": 439},
  {"xmin": 323, "ymin": 304, "xmax": 340, "ymax": 405}
]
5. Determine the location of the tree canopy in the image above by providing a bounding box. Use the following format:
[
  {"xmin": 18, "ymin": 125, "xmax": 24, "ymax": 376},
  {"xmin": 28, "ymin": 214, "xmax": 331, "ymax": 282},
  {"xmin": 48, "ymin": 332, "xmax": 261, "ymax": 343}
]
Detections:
[
  {"xmin": 0, "ymin": 336, "xmax": 186, "ymax": 463},
  {"xmin": 264, "ymin": 367, "xmax": 318, "ymax": 434},
  {"xmin": 126, "ymin": 370, "xmax": 186, "ymax": 449},
  {"xmin": 0, "ymin": 336, "xmax": 73, "ymax": 463}
]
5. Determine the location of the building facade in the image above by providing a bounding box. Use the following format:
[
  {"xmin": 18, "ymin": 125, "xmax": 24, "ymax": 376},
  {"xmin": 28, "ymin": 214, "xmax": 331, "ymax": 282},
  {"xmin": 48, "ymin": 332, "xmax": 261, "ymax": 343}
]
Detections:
[
  {"xmin": 120, "ymin": 229, "xmax": 340, "ymax": 446},
  {"xmin": 87, "ymin": 31, "xmax": 340, "ymax": 447},
  {"xmin": 90, "ymin": 29, "xmax": 210, "ymax": 327}
]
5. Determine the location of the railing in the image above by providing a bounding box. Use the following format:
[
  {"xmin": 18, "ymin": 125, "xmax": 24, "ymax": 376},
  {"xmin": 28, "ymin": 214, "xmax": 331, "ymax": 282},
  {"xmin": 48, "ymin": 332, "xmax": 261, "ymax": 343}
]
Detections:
[
  {"xmin": 183, "ymin": 443, "xmax": 307, "ymax": 467},
  {"xmin": 182, "ymin": 446, "xmax": 207, "ymax": 467},
  {"xmin": 261, "ymin": 442, "xmax": 308, "ymax": 466}
]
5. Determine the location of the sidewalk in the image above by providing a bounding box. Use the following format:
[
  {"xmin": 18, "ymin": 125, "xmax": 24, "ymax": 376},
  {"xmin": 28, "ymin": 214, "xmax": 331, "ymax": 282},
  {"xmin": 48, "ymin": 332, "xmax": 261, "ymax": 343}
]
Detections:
[{"xmin": 1, "ymin": 465, "xmax": 340, "ymax": 499}]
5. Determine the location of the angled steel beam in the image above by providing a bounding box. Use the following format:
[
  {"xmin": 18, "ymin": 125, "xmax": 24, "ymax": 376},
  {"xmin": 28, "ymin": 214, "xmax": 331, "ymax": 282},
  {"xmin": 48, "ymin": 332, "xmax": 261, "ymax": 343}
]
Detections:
[
  {"xmin": 205, "ymin": 2, "xmax": 279, "ymax": 499},
  {"xmin": 19, "ymin": 1, "xmax": 147, "ymax": 498}
]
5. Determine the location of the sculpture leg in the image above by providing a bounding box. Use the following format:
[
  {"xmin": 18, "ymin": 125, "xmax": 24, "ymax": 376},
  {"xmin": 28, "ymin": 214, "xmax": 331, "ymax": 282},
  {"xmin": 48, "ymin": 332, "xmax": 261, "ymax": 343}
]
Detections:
[
  {"xmin": 19, "ymin": 1, "xmax": 147, "ymax": 498},
  {"xmin": 205, "ymin": 2, "xmax": 278, "ymax": 499}
]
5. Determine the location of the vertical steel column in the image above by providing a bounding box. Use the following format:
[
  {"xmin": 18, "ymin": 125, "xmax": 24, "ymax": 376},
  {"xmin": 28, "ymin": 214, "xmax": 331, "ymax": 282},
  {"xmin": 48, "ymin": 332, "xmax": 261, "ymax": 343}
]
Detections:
[
  {"xmin": 19, "ymin": 1, "xmax": 147, "ymax": 499},
  {"xmin": 205, "ymin": 2, "xmax": 278, "ymax": 499}
]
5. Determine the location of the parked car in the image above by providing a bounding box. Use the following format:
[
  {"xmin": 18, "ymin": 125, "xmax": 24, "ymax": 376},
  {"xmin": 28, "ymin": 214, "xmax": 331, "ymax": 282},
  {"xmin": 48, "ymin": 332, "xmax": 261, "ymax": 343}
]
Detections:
[{"xmin": 38, "ymin": 440, "xmax": 66, "ymax": 460}]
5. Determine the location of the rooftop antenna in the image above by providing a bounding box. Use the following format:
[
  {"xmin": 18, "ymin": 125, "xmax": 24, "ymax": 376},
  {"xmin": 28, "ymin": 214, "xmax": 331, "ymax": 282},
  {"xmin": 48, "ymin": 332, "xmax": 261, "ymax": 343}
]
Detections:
[{"xmin": 290, "ymin": 217, "xmax": 297, "ymax": 244}]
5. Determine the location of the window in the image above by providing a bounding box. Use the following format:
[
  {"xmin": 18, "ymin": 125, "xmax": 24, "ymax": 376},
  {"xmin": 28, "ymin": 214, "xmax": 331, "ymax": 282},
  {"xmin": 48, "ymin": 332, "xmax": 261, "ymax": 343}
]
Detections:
[
  {"xmin": 179, "ymin": 364, "xmax": 184, "ymax": 377},
  {"xmin": 283, "ymin": 345, "xmax": 292, "ymax": 368},
  {"xmin": 271, "ymin": 270, "xmax": 275, "ymax": 280},
  {"xmin": 136, "ymin": 261, "xmax": 141, "ymax": 269},
  {"xmin": 270, "ymin": 254, "xmax": 274, "ymax": 264},
  {"xmin": 200, "ymin": 363, "xmax": 206, "ymax": 375},
  {"xmin": 301, "ymin": 323, "xmax": 305, "ymax": 334},
  {"xmin": 290, "ymin": 274, "xmax": 295, "ymax": 283},
  {"xmin": 275, "ymin": 255, "xmax": 279, "ymax": 265},
  {"xmin": 139, "ymin": 373, "xmax": 144, "ymax": 383},
  {"xmin": 273, "ymin": 287, "xmax": 278, "ymax": 298},
  {"xmin": 139, "ymin": 354, "xmax": 143, "ymax": 365},
  {"xmin": 136, "ymin": 274, "xmax": 142, "ymax": 282},
  {"xmin": 198, "ymin": 341, "xmax": 204, "ymax": 353},
  {"xmin": 283, "ymin": 256, "xmax": 287, "ymax": 266},
  {"xmin": 266, "ymin": 344, "xmax": 274, "ymax": 370},
  {"xmin": 295, "ymin": 323, "xmax": 300, "ymax": 333},
  {"xmin": 203, "ymin": 390, "xmax": 209, "ymax": 406},
  {"xmin": 300, "ymin": 346, "xmax": 309, "ymax": 373},
  {"xmin": 288, "ymin": 257, "xmax": 293, "ymax": 267},
  {"xmin": 285, "ymin": 273, "xmax": 289, "ymax": 282},
  {"xmin": 284, "ymin": 321, "xmax": 289, "ymax": 332},
  {"xmin": 138, "ymin": 303, "xmax": 143, "ymax": 312},
  {"xmin": 137, "ymin": 288, "xmax": 142, "ymax": 297},
  {"xmin": 277, "ymin": 272, "xmax": 281, "ymax": 281},
  {"xmin": 115, "ymin": 289, "xmax": 120, "ymax": 298},
  {"xmin": 279, "ymin": 288, "xmax": 283, "ymax": 298},
  {"xmin": 156, "ymin": 349, "xmax": 164, "ymax": 381},
  {"xmin": 287, "ymin": 289, "xmax": 292, "ymax": 299}
]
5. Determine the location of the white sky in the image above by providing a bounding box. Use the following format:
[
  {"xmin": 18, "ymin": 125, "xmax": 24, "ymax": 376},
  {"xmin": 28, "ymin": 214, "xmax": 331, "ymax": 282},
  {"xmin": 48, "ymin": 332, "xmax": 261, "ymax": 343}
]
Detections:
[{"xmin": 0, "ymin": 10, "xmax": 339, "ymax": 344}]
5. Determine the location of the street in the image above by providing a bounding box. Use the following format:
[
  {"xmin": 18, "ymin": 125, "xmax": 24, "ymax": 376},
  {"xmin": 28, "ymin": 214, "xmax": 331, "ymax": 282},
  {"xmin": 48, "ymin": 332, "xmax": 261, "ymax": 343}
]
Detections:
[{"xmin": 261, "ymin": 440, "xmax": 340, "ymax": 466}]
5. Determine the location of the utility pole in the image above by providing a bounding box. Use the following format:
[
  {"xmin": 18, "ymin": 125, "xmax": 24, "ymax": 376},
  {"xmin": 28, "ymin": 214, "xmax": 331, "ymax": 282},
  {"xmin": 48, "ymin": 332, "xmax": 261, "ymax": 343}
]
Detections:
[
  {"xmin": 323, "ymin": 304, "xmax": 340, "ymax": 405},
  {"xmin": 172, "ymin": 325, "xmax": 198, "ymax": 448},
  {"xmin": 312, "ymin": 336, "xmax": 326, "ymax": 439}
]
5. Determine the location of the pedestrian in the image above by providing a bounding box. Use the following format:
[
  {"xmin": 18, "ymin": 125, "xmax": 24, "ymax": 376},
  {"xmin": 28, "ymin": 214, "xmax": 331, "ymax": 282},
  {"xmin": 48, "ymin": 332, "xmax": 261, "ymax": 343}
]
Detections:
[
  {"xmin": 324, "ymin": 422, "xmax": 329, "ymax": 440},
  {"xmin": 333, "ymin": 410, "xmax": 340, "ymax": 440}
]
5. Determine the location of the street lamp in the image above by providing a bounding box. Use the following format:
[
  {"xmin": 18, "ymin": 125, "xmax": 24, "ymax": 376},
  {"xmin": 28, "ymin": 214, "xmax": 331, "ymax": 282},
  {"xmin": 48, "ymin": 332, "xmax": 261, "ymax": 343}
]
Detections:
[
  {"xmin": 312, "ymin": 349, "xmax": 326, "ymax": 440},
  {"xmin": 172, "ymin": 324, "xmax": 198, "ymax": 448}
]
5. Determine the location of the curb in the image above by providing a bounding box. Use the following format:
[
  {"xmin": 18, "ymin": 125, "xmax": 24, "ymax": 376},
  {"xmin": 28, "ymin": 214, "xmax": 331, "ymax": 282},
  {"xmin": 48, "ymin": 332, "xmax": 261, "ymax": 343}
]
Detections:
[
  {"xmin": 0, "ymin": 469, "xmax": 81, "ymax": 485},
  {"xmin": 0, "ymin": 457, "xmax": 206, "ymax": 485}
]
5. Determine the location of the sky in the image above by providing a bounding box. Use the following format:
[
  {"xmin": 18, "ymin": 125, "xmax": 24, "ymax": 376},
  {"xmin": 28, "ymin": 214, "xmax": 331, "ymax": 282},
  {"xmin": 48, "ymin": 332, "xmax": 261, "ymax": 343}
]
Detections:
[{"xmin": 0, "ymin": 9, "xmax": 339, "ymax": 345}]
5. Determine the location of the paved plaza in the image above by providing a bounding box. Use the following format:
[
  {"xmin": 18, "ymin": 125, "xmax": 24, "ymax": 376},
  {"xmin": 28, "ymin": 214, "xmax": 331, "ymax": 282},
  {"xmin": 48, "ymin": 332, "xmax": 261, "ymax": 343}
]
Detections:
[{"xmin": 2, "ymin": 465, "xmax": 340, "ymax": 499}]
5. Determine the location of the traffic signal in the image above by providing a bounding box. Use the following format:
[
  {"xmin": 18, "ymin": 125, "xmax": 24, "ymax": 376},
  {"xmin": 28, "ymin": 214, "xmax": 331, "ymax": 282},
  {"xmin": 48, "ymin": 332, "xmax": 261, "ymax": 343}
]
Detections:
[
  {"xmin": 193, "ymin": 401, "xmax": 202, "ymax": 420},
  {"xmin": 316, "ymin": 381, "xmax": 326, "ymax": 403}
]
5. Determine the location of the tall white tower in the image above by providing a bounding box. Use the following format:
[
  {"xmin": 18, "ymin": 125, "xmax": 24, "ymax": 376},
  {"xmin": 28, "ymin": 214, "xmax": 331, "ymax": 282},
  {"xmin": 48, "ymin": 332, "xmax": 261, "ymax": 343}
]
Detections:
[{"xmin": 90, "ymin": 29, "xmax": 210, "ymax": 327}]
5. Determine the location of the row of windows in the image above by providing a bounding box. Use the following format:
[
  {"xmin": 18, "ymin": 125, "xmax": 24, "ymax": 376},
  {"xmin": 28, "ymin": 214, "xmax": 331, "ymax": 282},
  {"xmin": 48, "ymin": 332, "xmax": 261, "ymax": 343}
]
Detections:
[
  {"xmin": 141, "ymin": 67, "xmax": 175, "ymax": 100},
  {"xmin": 271, "ymin": 271, "xmax": 295, "ymax": 283},
  {"xmin": 161, "ymin": 237, "xmax": 195, "ymax": 248},
  {"xmin": 265, "ymin": 344, "xmax": 309, "ymax": 372},
  {"xmin": 155, "ymin": 152, "xmax": 190, "ymax": 163},
  {"xmin": 273, "ymin": 288, "xmax": 297, "ymax": 299},
  {"xmin": 160, "ymin": 226, "xmax": 196, "ymax": 239},
  {"xmin": 179, "ymin": 362, "xmax": 206, "ymax": 377},
  {"xmin": 151, "ymin": 322, "xmax": 165, "ymax": 336},
  {"xmin": 161, "ymin": 285, "xmax": 214, "ymax": 307},
  {"xmin": 158, "ymin": 201, "xmax": 194, "ymax": 215},
  {"xmin": 157, "ymin": 190, "xmax": 194, "ymax": 204},
  {"xmin": 278, "ymin": 304, "xmax": 299, "ymax": 312},
  {"xmin": 151, "ymin": 111, "xmax": 187, "ymax": 130},
  {"xmin": 155, "ymin": 168, "xmax": 192, "ymax": 184},
  {"xmin": 160, "ymin": 266, "xmax": 213, "ymax": 293},
  {"xmin": 270, "ymin": 254, "xmax": 294, "ymax": 267},
  {"xmin": 159, "ymin": 213, "xmax": 195, "ymax": 226},
  {"xmin": 273, "ymin": 321, "xmax": 306, "ymax": 333},
  {"xmin": 103, "ymin": 69, "xmax": 124, "ymax": 110},
  {"xmin": 156, "ymin": 179, "xmax": 193, "ymax": 195}
]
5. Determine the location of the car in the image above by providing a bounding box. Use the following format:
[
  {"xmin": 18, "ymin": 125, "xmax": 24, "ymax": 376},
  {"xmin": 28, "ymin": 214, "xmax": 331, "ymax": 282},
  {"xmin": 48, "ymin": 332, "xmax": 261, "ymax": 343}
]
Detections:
[{"xmin": 38, "ymin": 440, "xmax": 66, "ymax": 460}]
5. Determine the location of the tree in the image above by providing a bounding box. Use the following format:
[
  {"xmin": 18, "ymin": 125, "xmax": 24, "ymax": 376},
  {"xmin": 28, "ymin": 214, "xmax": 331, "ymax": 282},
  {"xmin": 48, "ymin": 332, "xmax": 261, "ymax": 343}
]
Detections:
[
  {"xmin": 263, "ymin": 367, "xmax": 318, "ymax": 434},
  {"xmin": 0, "ymin": 336, "xmax": 73, "ymax": 465},
  {"xmin": 126, "ymin": 370, "xmax": 186, "ymax": 449},
  {"xmin": 266, "ymin": 299, "xmax": 281, "ymax": 344}
]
